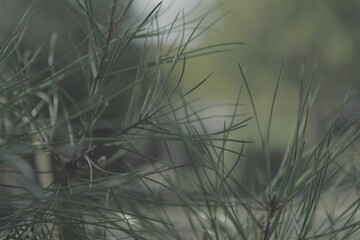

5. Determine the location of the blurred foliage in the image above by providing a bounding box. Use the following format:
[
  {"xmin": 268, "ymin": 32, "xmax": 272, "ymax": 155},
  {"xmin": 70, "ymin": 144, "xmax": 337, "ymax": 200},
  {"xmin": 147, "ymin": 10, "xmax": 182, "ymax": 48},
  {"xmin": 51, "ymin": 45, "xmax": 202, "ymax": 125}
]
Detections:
[
  {"xmin": 1, "ymin": 1, "xmax": 360, "ymax": 239},
  {"xmin": 178, "ymin": 0, "xmax": 360, "ymax": 148},
  {"xmin": 1, "ymin": 0, "xmax": 359, "ymax": 147}
]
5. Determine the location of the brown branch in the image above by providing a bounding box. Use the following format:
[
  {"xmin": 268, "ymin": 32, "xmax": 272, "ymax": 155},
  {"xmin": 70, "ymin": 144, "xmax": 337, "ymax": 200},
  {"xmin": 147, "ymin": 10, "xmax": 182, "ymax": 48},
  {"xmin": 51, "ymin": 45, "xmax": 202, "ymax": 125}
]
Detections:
[{"xmin": 263, "ymin": 192, "xmax": 280, "ymax": 240}]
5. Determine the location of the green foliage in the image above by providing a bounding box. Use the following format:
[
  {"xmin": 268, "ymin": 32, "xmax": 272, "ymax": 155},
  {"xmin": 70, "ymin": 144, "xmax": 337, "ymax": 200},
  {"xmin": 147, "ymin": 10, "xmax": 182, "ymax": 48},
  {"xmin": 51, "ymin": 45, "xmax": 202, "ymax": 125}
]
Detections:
[{"xmin": 0, "ymin": 1, "xmax": 359, "ymax": 239}]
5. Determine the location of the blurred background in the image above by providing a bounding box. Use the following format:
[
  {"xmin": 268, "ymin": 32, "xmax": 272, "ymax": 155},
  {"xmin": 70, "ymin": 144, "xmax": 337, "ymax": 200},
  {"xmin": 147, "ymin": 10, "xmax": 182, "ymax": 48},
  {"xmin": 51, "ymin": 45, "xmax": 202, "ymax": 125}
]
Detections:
[
  {"xmin": 1, "ymin": 0, "xmax": 359, "ymax": 172},
  {"xmin": 1, "ymin": 1, "xmax": 360, "ymax": 236}
]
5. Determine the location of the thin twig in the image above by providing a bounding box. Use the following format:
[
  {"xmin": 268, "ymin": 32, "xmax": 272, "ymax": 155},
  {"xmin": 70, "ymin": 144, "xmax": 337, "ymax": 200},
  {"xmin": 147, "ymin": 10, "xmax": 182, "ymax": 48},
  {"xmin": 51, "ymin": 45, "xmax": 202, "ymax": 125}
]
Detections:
[
  {"xmin": 89, "ymin": 0, "xmax": 118, "ymax": 97},
  {"xmin": 263, "ymin": 193, "xmax": 279, "ymax": 240},
  {"xmin": 83, "ymin": 0, "xmax": 119, "ymax": 134}
]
